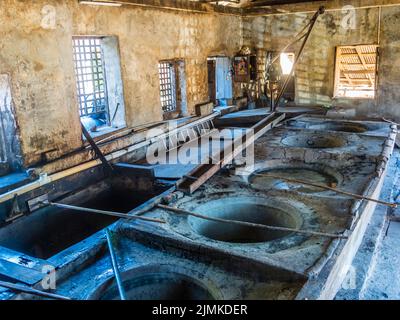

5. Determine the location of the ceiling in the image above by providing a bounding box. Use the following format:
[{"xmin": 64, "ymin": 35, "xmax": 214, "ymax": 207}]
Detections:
[
  {"xmin": 194, "ymin": 0, "xmax": 326, "ymax": 8},
  {"xmin": 78, "ymin": 0, "xmax": 328, "ymax": 15}
]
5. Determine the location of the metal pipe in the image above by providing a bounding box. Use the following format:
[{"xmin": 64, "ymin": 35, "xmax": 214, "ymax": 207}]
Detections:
[
  {"xmin": 81, "ymin": 123, "xmax": 114, "ymax": 173},
  {"xmin": 111, "ymin": 103, "xmax": 121, "ymax": 124},
  {"xmin": 0, "ymin": 280, "xmax": 71, "ymax": 301},
  {"xmin": 273, "ymin": 6, "xmax": 325, "ymax": 111},
  {"xmin": 48, "ymin": 201, "xmax": 165, "ymax": 224},
  {"xmin": 251, "ymin": 173, "xmax": 397, "ymax": 208},
  {"xmin": 157, "ymin": 204, "xmax": 347, "ymax": 239},
  {"xmin": 105, "ymin": 229, "xmax": 127, "ymax": 300}
]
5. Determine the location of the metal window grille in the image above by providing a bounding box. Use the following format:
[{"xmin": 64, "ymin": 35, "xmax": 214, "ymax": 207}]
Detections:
[
  {"xmin": 73, "ymin": 37, "xmax": 109, "ymax": 122},
  {"xmin": 159, "ymin": 61, "xmax": 177, "ymax": 113}
]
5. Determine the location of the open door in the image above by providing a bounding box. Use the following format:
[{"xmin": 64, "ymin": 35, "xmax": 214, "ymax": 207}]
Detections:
[{"xmin": 207, "ymin": 57, "xmax": 233, "ymax": 106}]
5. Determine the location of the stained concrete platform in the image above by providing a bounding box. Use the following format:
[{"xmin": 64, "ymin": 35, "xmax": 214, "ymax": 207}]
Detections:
[
  {"xmin": 126, "ymin": 183, "xmax": 351, "ymax": 276},
  {"xmin": 0, "ymin": 116, "xmax": 395, "ymax": 300},
  {"xmin": 369, "ymin": 154, "xmax": 400, "ymax": 300},
  {"xmin": 286, "ymin": 115, "xmax": 394, "ymax": 137},
  {"xmin": 120, "ymin": 118, "xmax": 395, "ymax": 299},
  {"xmin": 34, "ymin": 233, "xmax": 304, "ymax": 300},
  {"xmin": 259, "ymin": 127, "xmax": 388, "ymax": 160}
]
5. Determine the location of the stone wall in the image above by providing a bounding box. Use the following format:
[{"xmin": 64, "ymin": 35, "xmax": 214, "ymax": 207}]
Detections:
[
  {"xmin": 243, "ymin": 6, "xmax": 400, "ymax": 120},
  {"xmin": 0, "ymin": 0, "xmax": 242, "ymax": 167},
  {"xmin": 3, "ymin": 0, "xmax": 400, "ymax": 170}
]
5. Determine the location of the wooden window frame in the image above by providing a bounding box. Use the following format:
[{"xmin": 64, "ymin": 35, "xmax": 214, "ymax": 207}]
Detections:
[{"xmin": 333, "ymin": 44, "xmax": 379, "ymax": 99}]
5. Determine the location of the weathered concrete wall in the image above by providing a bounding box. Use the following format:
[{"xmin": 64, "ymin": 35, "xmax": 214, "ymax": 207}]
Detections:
[
  {"xmin": 243, "ymin": 5, "xmax": 400, "ymax": 121},
  {"xmin": 0, "ymin": 0, "xmax": 242, "ymax": 167},
  {"xmin": 0, "ymin": 74, "xmax": 22, "ymax": 174}
]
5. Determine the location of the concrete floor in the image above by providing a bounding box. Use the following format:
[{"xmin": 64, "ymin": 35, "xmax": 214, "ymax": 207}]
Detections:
[
  {"xmin": 362, "ymin": 221, "xmax": 400, "ymax": 299},
  {"xmin": 336, "ymin": 149, "xmax": 400, "ymax": 300},
  {"xmin": 361, "ymin": 153, "xmax": 400, "ymax": 300}
]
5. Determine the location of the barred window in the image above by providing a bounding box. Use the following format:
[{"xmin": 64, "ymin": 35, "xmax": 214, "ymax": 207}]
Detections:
[
  {"xmin": 73, "ymin": 37, "xmax": 110, "ymax": 126},
  {"xmin": 158, "ymin": 61, "xmax": 177, "ymax": 113}
]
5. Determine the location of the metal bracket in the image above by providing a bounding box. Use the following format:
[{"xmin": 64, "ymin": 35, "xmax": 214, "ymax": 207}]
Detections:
[
  {"xmin": 5, "ymin": 194, "xmax": 24, "ymax": 222},
  {"xmin": 81, "ymin": 123, "xmax": 114, "ymax": 173},
  {"xmin": 27, "ymin": 194, "xmax": 49, "ymax": 213}
]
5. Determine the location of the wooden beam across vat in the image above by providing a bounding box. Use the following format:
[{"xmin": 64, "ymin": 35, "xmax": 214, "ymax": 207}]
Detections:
[{"xmin": 176, "ymin": 112, "xmax": 285, "ymax": 194}]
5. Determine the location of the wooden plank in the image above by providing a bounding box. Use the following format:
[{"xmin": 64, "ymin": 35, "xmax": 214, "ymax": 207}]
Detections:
[
  {"xmin": 113, "ymin": 163, "xmax": 155, "ymax": 178},
  {"xmin": 177, "ymin": 113, "xmax": 285, "ymax": 194},
  {"xmin": 0, "ymin": 246, "xmax": 53, "ymax": 273},
  {"xmin": 246, "ymin": 0, "xmax": 325, "ymax": 7},
  {"xmin": 0, "ymin": 246, "xmax": 54, "ymax": 285},
  {"xmin": 85, "ymin": 0, "xmax": 243, "ymax": 15},
  {"xmin": 186, "ymin": 164, "xmax": 221, "ymax": 194},
  {"xmin": 342, "ymin": 70, "xmax": 375, "ymax": 75},
  {"xmin": 0, "ymin": 260, "xmax": 43, "ymax": 285},
  {"xmin": 342, "ymin": 63, "xmax": 376, "ymax": 67},
  {"xmin": 355, "ymin": 46, "xmax": 375, "ymax": 86},
  {"xmin": 340, "ymin": 53, "xmax": 377, "ymax": 59},
  {"xmin": 333, "ymin": 47, "xmax": 343, "ymax": 96},
  {"xmin": 339, "ymin": 78, "xmax": 371, "ymax": 82},
  {"xmin": 244, "ymin": 1, "xmax": 400, "ymax": 16}
]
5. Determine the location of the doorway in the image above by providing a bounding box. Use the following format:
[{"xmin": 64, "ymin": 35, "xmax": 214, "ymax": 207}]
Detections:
[{"xmin": 207, "ymin": 57, "xmax": 233, "ymax": 106}]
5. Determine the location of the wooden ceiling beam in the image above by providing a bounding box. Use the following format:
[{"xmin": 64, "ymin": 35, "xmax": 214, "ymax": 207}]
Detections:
[
  {"xmin": 246, "ymin": 0, "xmax": 324, "ymax": 7},
  {"xmin": 78, "ymin": 0, "xmax": 243, "ymax": 15},
  {"xmin": 243, "ymin": 0, "xmax": 400, "ymax": 16},
  {"xmin": 355, "ymin": 46, "xmax": 375, "ymax": 86},
  {"xmin": 342, "ymin": 70, "xmax": 375, "ymax": 75}
]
